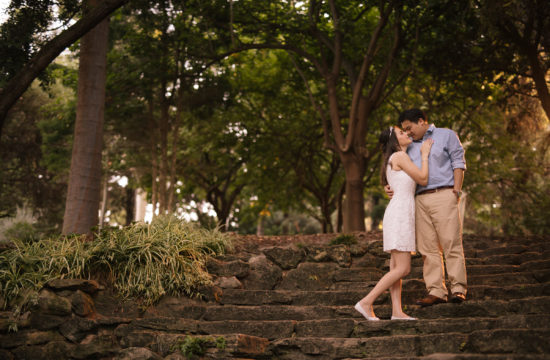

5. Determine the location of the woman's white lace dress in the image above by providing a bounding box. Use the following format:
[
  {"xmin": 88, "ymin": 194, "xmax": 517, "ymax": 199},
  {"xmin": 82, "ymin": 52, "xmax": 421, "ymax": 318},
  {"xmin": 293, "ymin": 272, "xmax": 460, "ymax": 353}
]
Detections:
[{"xmin": 382, "ymin": 152, "xmax": 417, "ymax": 253}]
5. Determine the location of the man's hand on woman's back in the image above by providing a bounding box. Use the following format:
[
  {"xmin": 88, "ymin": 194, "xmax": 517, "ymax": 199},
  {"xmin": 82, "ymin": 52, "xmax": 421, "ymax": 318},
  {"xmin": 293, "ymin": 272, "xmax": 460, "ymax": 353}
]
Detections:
[{"xmin": 384, "ymin": 184, "xmax": 394, "ymax": 199}]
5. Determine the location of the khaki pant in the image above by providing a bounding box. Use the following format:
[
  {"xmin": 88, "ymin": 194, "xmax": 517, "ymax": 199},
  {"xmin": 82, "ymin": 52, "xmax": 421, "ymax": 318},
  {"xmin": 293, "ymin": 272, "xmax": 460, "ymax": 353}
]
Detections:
[{"xmin": 415, "ymin": 189, "xmax": 467, "ymax": 299}]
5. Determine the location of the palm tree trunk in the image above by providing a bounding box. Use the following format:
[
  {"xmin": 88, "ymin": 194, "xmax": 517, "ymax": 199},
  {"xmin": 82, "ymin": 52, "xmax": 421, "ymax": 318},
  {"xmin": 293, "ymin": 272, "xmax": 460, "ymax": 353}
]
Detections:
[{"xmin": 62, "ymin": 0, "xmax": 109, "ymax": 235}]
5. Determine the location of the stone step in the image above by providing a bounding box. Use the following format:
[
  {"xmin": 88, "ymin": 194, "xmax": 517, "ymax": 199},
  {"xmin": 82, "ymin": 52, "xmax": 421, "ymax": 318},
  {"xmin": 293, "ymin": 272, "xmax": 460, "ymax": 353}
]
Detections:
[
  {"xmin": 318, "ymin": 264, "xmax": 545, "ymax": 282},
  {"xmin": 366, "ymin": 258, "xmax": 549, "ymax": 274},
  {"xmin": 144, "ymin": 296, "xmax": 550, "ymax": 321},
  {"xmin": 209, "ymin": 251, "xmax": 549, "ymax": 281},
  {"xmin": 469, "ymin": 251, "xmax": 550, "ymax": 265},
  {"xmin": 400, "ymin": 255, "xmax": 549, "ymax": 270},
  {"xmin": 345, "ymin": 355, "xmax": 550, "ymax": 360},
  {"xmin": 406, "ymin": 263, "xmax": 548, "ymax": 279},
  {"xmin": 112, "ymin": 328, "xmax": 271, "ymax": 359},
  {"xmin": 214, "ymin": 282, "xmax": 550, "ymax": 306},
  {"xmin": 341, "ymin": 314, "xmax": 549, "ymax": 338},
  {"xmin": 225, "ymin": 234, "xmax": 546, "ymax": 256},
  {"xmin": 259, "ymin": 263, "xmax": 545, "ymax": 292},
  {"xmin": 471, "ymin": 241, "xmax": 550, "ymax": 257},
  {"xmin": 330, "ymin": 271, "xmax": 546, "ymax": 291},
  {"xmin": 3, "ymin": 330, "xmax": 270, "ymax": 360},
  {"xmin": 113, "ymin": 314, "xmax": 549, "ymax": 342},
  {"xmin": 269, "ymin": 328, "xmax": 550, "ymax": 359},
  {"xmin": 471, "ymin": 244, "xmax": 530, "ymax": 258},
  {"xmin": 214, "ymin": 243, "xmax": 548, "ymax": 273}
]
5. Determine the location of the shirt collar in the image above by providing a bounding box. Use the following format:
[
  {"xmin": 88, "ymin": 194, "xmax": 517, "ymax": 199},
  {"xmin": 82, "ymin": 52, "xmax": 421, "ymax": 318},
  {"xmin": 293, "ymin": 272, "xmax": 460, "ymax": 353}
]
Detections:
[
  {"xmin": 425, "ymin": 124, "xmax": 436, "ymax": 136},
  {"xmin": 413, "ymin": 124, "xmax": 435, "ymax": 142}
]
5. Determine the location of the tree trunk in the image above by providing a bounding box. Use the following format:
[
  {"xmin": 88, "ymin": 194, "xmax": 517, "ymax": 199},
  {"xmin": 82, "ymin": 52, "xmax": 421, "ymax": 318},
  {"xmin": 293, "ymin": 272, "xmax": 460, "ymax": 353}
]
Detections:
[
  {"xmin": 340, "ymin": 153, "xmax": 366, "ymax": 232},
  {"xmin": 125, "ymin": 187, "xmax": 135, "ymax": 226},
  {"xmin": 148, "ymin": 98, "xmax": 158, "ymax": 220},
  {"xmin": 256, "ymin": 215, "xmax": 264, "ymax": 236},
  {"xmin": 134, "ymin": 188, "xmax": 148, "ymax": 222},
  {"xmin": 320, "ymin": 200, "xmax": 333, "ymax": 233},
  {"xmin": 98, "ymin": 174, "xmax": 108, "ymax": 229},
  {"xmin": 0, "ymin": 0, "xmax": 128, "ymax": 139},
  {"xmin": 167, "ymin": 88, "xmax": 184, "ymax": 213},
  {"xmin": 62, "ymin": 0, "xmax": 109, "ymax": 235},
  {"xmin": 336, "ymin": 183, "xmax": 345, "ymax": 232},
  {"xmin": 525, "ymin": 45, "xmax": 550, "ymax": 121},
  {"xmin": 158, "ymin": 84, "xmax": 169, "ymax": 215}
]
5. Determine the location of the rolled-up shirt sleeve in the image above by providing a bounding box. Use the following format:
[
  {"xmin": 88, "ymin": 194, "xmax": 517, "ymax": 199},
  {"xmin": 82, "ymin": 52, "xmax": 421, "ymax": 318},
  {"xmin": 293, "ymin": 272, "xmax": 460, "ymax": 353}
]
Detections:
[{"xmin": 448, "ymin": 131, "xmax": 466, "ymax": 170}]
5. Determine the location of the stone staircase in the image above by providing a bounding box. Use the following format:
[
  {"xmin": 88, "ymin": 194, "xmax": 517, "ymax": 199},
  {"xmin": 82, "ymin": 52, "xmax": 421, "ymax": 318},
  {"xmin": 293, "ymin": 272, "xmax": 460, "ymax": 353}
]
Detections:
[{"xmin": 1, "ymin": 232, "xmax": 549, "ymax": 359}]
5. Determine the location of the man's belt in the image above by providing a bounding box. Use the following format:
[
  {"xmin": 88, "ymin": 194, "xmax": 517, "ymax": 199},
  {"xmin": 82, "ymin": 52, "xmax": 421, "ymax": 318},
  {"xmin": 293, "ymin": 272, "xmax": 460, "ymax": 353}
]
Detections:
[{"xmin": 416, "ymin": 186, "xmax": 454, "ymax": 196}]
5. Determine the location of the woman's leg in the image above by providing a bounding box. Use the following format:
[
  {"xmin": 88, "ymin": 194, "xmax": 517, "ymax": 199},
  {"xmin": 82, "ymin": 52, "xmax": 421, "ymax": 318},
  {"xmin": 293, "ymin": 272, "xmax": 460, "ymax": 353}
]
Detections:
[
  {"xmin": 358, "ymin": 251, "xmax": 411, "ymax": 317},
  {"xmin": 389, "ymin": 252, "xmax": 414, "ymax": 317},
  {"xmin": 389, "ymin": 254, "xmax": 403, "ymax": 315}
]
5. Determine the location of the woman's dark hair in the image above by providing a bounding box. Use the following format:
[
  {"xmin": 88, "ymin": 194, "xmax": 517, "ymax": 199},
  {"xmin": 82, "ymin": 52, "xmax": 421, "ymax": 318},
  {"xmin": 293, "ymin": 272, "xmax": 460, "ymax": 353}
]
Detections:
[{"xmin": 379, "ymin": 126, "xmax": 401, "ymax": 186}]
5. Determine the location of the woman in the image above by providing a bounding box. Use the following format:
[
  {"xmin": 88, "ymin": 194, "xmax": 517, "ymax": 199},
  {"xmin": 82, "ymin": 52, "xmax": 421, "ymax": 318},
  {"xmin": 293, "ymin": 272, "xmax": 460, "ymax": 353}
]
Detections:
[{"xmin": 355, "ymin": 126, "xmax": 433, "ymax": 321}]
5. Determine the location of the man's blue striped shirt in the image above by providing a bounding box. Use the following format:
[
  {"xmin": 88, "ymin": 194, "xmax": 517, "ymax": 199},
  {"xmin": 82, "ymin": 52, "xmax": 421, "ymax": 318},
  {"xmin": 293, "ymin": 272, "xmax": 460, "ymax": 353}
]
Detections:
[{"xmin": 406, "ymin": 124, "xmax": 466, "ymax": 194}]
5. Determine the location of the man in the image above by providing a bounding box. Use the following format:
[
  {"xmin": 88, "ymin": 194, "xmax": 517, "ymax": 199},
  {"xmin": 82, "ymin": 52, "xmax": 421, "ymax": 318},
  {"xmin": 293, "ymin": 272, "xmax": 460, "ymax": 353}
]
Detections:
[{"xmin": 386, "ymin": 108, "xmax": 467, "ymax": 306}]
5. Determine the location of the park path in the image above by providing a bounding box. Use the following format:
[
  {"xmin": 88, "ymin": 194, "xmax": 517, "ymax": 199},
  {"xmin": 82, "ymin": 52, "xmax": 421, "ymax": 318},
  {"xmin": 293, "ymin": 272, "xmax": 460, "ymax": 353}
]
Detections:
[{"xmin": 1, "ymin": 232, "xmax": 549, "ymax": 359}]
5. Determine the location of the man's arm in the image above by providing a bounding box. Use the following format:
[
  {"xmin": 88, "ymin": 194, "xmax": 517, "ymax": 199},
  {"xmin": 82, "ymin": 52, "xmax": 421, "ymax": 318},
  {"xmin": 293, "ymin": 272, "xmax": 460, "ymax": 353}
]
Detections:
[
  {"xmin": 453, "ymin": 168, "xmax": 464, "ymax": 199},
  {"xmin": 384, "ymin": 184, "xmax": 394, "ymax": 198},
  {"xmin": 448, "ymin": 130, "xmax": 466, "ymax": 170}
]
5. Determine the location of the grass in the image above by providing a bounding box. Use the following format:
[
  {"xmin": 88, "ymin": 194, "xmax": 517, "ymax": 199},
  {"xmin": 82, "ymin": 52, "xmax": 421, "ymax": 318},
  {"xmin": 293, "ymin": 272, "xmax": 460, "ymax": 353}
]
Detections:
[
  {"xmin": 172, "ymin": 335, "xmax": 226, "ymax": 358},
  {"xmin": 0, "ymin": 215, "xmax": 232, "ymax": 312},
  {"xmin": 174, "ymin": 336, "xmax": 210, "ymax": 358},
  {"xmin": 329, "ymin": 233, "xmax": 357, "ymax": 246}
]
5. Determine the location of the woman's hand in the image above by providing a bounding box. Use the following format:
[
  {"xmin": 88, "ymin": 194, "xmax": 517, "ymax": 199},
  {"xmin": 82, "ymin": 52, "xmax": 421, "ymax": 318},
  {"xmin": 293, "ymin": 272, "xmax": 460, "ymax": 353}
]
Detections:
[{"xmin": 420, "ymin": 138, "xmax": 434, "ymax": 159}]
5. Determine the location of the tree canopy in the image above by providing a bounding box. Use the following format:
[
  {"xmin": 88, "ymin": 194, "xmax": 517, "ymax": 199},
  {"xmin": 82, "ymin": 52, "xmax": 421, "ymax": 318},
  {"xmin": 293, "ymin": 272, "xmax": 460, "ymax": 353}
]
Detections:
[{"xmin": 0, "ymin": 0, "xmax": 548, "ymax": 236}]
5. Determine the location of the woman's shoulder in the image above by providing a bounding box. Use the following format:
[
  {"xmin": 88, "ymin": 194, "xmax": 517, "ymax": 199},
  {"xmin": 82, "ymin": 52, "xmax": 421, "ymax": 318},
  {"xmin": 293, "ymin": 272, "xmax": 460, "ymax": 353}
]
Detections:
[
  {"xmin": 390, "ymin": 151, "xmax": 408, "ymax": 162},
  {"xmin": 389, "ymin": 151, "xmax": 407, "ymax": 168}
]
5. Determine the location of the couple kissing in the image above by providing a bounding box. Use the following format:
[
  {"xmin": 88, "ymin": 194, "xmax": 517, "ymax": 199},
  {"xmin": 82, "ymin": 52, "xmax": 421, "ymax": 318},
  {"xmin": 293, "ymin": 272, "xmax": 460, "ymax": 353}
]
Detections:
[{"xmin": 355, "ymin": 108, "xmax": 467, "ymax": 321}]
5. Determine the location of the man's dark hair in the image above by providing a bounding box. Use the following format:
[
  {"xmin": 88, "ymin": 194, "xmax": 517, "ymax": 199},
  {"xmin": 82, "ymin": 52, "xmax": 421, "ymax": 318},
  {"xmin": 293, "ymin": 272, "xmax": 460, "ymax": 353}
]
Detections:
[{"xmin": 398, "ymin": 108, "xmax": 427, "ymax": 125}]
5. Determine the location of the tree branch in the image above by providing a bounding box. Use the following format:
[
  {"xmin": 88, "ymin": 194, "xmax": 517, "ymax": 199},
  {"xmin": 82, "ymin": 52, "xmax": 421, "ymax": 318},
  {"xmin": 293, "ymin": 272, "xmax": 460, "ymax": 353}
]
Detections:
[
  {"xmin": 289, "ymin": 55, "xmax": 332, "ymax": 149},
  {"xmin": 342, "ymin": 2, "xmax": 393, "ymax": 153},
  {"xmin": 0, "ymin": 0, "xmax": 129, "ymax": 138}
]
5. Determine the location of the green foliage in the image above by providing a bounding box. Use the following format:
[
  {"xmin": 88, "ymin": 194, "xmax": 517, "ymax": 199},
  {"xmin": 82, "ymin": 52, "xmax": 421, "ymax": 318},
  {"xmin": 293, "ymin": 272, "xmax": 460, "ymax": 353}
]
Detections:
[
  {"xmin": 255, "ymin": 210, "xmax": 322, "ymax": 236},
  {"xmin": 224, "ymin": 49, "xmax": 343, "ymax": 233},
  {"xmin": 3, "ymin": 222, "xmax": 40, "ymax": 244},
  {"xmin": 329, "ymin": 234, "xmax": 357, "ymax": 246},
  {"xmin": 215, "ymin": 336, "xmax": 227, "ymax": 350},
  {"xmin": 459, "ymin": 91, "xmax": 550, "ymax": 235},
  {"xmin": 0, "ymin": 0, "xmax": 55, "ymax": 85},
  {"xmin": 2, "ymin": 0, "xmax": 550, "ymax": 239},
  {"xmin": 173, "ymin": 336, "xmax": 211, "ymax": 358},
  {"xmin": 1, "ymin": 68, "xmax": 76, "ymax": 232},
  {"xmin": 0, "ymin": 215, "xmax": 231, "ymax": 311},
  {"xmin": 0, "ymin": 0, "xmax": 82, "ymax": 86}
]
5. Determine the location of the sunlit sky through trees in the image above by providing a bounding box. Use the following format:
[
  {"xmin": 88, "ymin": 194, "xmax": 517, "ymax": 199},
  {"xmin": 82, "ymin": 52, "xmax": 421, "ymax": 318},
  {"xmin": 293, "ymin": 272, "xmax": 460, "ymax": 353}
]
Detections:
[{"xmin": 0, "ymin": 1, "xmax": 9, "ymax": 24}]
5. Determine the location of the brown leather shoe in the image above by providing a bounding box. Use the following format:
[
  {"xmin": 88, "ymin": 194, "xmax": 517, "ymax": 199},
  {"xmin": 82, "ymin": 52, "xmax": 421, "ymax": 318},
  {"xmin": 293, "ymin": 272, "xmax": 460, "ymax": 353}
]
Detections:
[
  {"xmin": 416, "ymin": 294, "xmax": 447, "ymax": 307},
  {"xmin": 450, "ymin": 292, "xmax": 466, "ymax": 303}
]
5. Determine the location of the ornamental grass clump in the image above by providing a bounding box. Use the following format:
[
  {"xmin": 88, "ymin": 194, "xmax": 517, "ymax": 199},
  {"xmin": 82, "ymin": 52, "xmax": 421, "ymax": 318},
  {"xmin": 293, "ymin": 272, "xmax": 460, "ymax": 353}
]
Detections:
[
  {"xmin": 0, "ymin": 234, "xmax": 91, "ymax": 310},
  {"xmin": 89, "ymin": 216, "xmax": 232, "ymax": 306},
  {"xmin": 0, "ymin": 215, "xmax": 231, "ymax": 311}
]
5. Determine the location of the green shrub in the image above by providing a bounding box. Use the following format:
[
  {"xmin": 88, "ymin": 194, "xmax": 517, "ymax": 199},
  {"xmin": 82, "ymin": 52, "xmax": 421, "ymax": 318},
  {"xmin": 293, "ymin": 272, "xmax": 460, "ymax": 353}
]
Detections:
[
  {"xmin": 329, "ymin": 233, "xmax": 357, "ymax": 246},
  {"xmin": 215, "ymin": 336, "xmax": 226, "ymax": 350},
  {"xmin": 174, "ymin": 336, "xmax": 210, "ymax": 358},
  {"xmin": 4, "ymin": 222, "xmax": 40, "ymax": 244},
  {"xmin": 0, "ymin": 215, "xmax": 231, "ymax": 311}
]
